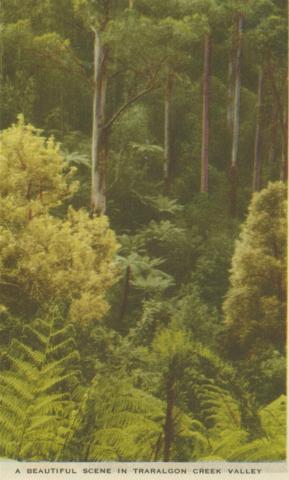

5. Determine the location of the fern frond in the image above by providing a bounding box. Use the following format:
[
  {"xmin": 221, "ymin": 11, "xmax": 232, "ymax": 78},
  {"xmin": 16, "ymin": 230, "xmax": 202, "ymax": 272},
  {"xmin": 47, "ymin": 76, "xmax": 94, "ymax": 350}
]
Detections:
[
  {"xmin": 47, "ymin": 338, "xmax": 78, "ymax": 357},
  {"xmin": 0, "ymin": 393, "xmax": 26, "ymax": 420},
  {"xmin": 5, "ymin": 355, "xmax": 39, "ymax": 379},
  {"xmin": 10, "ymin": 339, "xmax": 44, "ymax": 366},
  {"xmin": 87, "ymin": 445, "xmax": 118, "ymax": 461},
  {"xmin": 0, "ymin": 374, "xmax": 34, "ymax": 401},
  {"xmin": 228, "ymin": 436, "xmax": 286, "ymax": 461},
  {"xmin": 38, "ymin": 372, "xmax": 78, "ymax": 392},
  {"xmin": 0, "ymin": 314, "xmax": 81, "ymax": 461},
  {"xmin": 32, "ymin": 394, "xmax": 68, "ymax": 414},
  {"xmin": 41, "ymin": 354, "xmax": 80, "ymax": 375},
  {"xmin": 23, "ymin": 326, "xmax": 48, "ymax": 346}
]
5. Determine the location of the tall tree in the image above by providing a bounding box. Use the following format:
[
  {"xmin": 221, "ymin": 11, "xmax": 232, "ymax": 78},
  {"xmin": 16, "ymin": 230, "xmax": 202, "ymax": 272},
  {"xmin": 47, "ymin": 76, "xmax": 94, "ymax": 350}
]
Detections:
[
  {"xmin": 227, "ymin": 44, "xmax": 235, "ymax": 131},
  {"xmin": 91, "ymin": 22, "xmax": 109, "ymax": 214},
  {"xmin": 252, "ymin": 67, "xmax": 264, "ymax": 192},
  {"xmin": 200, "ymin": 32, "xmax": 211, "ymax": 193},
  {"xmin": 152, "ymin": 325, "xmax": 192, "ymax": 461},
  {"xmin": 229, "ymin": 12, "xmax": 244, "ymax": 215},
  {"xmin": 0, "ymin": 117, "xmax": 118, "ymax": 324},
  {"xmin": 74, "ymin": 0, "xmax": 162, "ymax": 214},
  {"xmin": 163, "ymin": 71, "xmax": 174, "ymax": 193},
  {"xmin": 223, "ymin": 182, "xmax": 287, "ymax": 358},
  {"xmin": 247, "ymin": 0, "xmax": 287, "ymax": 189},
  {"xmin": 182, "ymin": 0, "xmax": 223, "ymax": 194}
]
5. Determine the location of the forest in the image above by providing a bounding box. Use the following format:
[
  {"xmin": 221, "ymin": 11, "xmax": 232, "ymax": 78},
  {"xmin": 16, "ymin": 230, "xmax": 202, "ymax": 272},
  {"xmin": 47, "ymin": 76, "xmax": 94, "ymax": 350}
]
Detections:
[{"xmin": 0, "ymin": 0, "xmax": 287, "ymax": 462}]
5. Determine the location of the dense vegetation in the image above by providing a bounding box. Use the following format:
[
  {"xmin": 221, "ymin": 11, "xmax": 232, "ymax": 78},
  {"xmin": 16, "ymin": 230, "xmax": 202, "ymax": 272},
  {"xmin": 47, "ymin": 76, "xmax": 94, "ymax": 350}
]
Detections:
[{"xmin": 0, "ymin": 0, "xmax": 287, "ymax": 462}]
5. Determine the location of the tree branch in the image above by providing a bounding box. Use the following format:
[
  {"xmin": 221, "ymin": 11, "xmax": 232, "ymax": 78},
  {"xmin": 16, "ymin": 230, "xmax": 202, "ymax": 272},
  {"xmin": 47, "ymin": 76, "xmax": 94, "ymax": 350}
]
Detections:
[{"xmin": 102, "ymin": 83, "xmax": 159, "ymax": 131}]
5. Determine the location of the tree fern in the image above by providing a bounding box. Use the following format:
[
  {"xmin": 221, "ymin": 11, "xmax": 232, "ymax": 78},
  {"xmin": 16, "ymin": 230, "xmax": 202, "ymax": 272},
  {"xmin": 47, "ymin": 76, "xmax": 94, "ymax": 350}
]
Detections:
[
  {"xmin": 83, "ymin": 379, "xmax": 208, "ymax": 462},
  {"xmin": 227, "ymin": 395, "xmax": 286, "ymax": 461},
  {"xmin": 83, "ymin": 380, "xmax": 165, "ymax": 461},
  {"xmin": 0, "ymin": 309, "xmax": 80, "ymax": 460},
  {"xmin": 197, "ymin": 383, "xmax": 286, "ymax": 461}
]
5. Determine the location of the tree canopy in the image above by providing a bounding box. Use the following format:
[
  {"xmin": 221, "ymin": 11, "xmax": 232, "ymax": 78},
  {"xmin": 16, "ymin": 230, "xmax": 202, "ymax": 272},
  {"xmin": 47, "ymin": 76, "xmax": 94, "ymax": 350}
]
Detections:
[{"xmin": 0, "ymin": 0, "xmax": 287, "ymax": 463}]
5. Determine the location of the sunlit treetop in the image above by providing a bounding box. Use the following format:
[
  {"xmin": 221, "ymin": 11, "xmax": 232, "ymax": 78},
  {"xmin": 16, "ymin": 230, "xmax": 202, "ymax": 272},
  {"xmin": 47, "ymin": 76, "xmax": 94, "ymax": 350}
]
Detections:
[
  {"xmin": 0, "ymin": 115, "xmax": 78, "ymax": 224},
  {"xmin": 0, "ymin": 118, "xmax": 119, "ymax": 325}
]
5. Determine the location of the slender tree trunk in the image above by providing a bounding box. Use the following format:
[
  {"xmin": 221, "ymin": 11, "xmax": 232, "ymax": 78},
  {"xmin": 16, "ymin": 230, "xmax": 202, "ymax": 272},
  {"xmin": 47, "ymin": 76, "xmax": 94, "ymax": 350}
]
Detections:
[
  {"xmin": 152, "ymin": 433, "xmax": 163, "ymax": 461},
  {"xmin": 164, "ymin": 73, "xmax": 173, "ymax": 193},
  {"xmin": 267, "ymin": 62, "xmax": 288, "ymax": 182},
  {"xmin": 91, "ymin": 29, "xmax": 108, "ymax": 215},
  {"xmin": 60, "ymin": 87, "xmax": 65, "ymax": 137},
  {"xmin": 91, "ymin": 29, "xmax": 101, "ymax": 214},
  {"xmin": 200, "ymin": 33, "xmax": 211, "ymax": 193},
  {"xmin": 119, "ymin": 265, "xmax": 131, "ymax": 323},
  {"xmin": 129, "ymin": 0, "xmax": 134, "ymax": 8},
  {"xmin": 229, "ymin": 14, "xmax": 243, "ymax": 215},
  {"xmin": 252, "ymin": 67, "xmax": 264, "ymax": 192},
  {"xmin": 227, "ymin": 49, "xmax": 235, "ymax": 130},
  {"xmin": 281, "ymin": 110, "xmax": 288, "ymax": 181},
  {"xmin": 268, "ymin": 103, "xmax": 278, "ymax": 167},
  {"xmin": 163, "ymin": 372, "xmax": 175, "ymax": 462}
]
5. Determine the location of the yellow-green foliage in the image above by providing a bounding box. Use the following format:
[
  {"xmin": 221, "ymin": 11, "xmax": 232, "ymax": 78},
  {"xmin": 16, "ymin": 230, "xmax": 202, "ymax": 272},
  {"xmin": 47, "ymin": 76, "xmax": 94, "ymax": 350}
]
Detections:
[
  {"xmin": 0, "ymin": 313, "xmax": 78, "ymax": 460},
  {"xmin": 223, "ymin": 182, "xmax": 287, "ymax": 353},
  {"xmin": 152, "ymin": 322, "xmax": 192, "ymax": 363},
  {"xmin": 0, "ymin": 117, "xmax": 119, "ymax": 323},
  {"xmin": 0, "ymin": 115, "xmax": 78, "ymax": 221},
  {"xmin": 198, "ymin": 385, "xmax": 286, "ymax": 462}
]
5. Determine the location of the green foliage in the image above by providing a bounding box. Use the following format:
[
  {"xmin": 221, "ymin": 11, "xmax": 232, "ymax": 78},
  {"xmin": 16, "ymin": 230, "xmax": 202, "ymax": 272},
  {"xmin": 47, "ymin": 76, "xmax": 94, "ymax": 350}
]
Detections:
[
  {"xmin": 223, "ymin": 182, "xmax": 287, "ymax": 357},
  {"xmin": 198, "ymin": 385, "xmax": 286, "ymax": 461},
  {"xmin": 0, "ymin": 118, "xmax": 119, "ymax": 323},
  {"xmin": 84, "ymin": 380, "xmax": 165, "ymax": 461},
  {"xmin": 0, "ymin": 310, "xmax": 79, "ymax": 460},
  {"xmin": 0, "ymin": 115, "xmax": 77, "ymax": 217},
  {"xmin": 0, "ymin": 0, "xmax": 287, "ymax": 464}
]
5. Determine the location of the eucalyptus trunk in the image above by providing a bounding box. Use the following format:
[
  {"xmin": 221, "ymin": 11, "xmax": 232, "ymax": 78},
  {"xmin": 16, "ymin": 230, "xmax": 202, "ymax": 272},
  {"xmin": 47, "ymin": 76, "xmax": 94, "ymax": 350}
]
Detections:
[
  {"xmin": 227, "ymin": 50, "xmax": 235, "ymax": 130},
  {"xmin": 268, "ymin": 103, "xmax": 278, "ymax": 167},
  {"xmin": 281, "ymin": 110, "xmax": 288, "ymax": 182},
  {"xmin": 200, "ymin": 33, "xmax": 211, "ymax": 193},
  {"xmin": 91, "ymin": 29, "xmax": 108, "ymax": 215},
  {"xmin": 163, "ymin": 373, "xmax": 175, "ymax": 462},
  {"xmin": 252, "ymin": 67, "xmax": 264, "ymax": 192},
  {"xmin": 164, "ymin": 73, "xmax": 173, "ymax": 193},
  {"xmin": 267, "ymin": 62, "xmax": 287, "ymax": 181},
  {"xmin": 229, "ymin": 14, "xmax": 243, "ymax": 216}
]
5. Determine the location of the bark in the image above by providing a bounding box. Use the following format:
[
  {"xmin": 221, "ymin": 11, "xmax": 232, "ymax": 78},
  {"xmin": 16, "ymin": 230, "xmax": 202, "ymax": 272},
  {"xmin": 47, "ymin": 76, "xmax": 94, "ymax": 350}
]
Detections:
[
  {"xmin": 268, "ymin": 103, "xmax": 278, "ymax": 166},
  {"xmin": 164, "ymin": 73, "xmax": 173, "ymax": 193},
  {"xmin": 163, "ymin": 372, "xmax": 175, "ymax": 462},
  {"xmin": 91, "ymin": 29, "xmax": 108, "ymax": 215},
  {"xmin": 90, "ymin": 15, "xmax": 160, "ymax": 214},
  {"xmin": 252, "ymin": 67, "xmax": 264, "ymax": 192},
  {"xmin": 152, "ymin": 433, "xmax": 163, "ymax": 461},
  {"xmin": 200, "ymin": 33, "xmax": 211, "ymax": 193},
  {"xmin": 129, "ymin": 0, "xmax": 134, "ymax": 8},
  {"xmin": 227, "ymin": 50, "xmax": 235, "ymax": 130},
  {"xmin": 229, "ymin": 14, "xmax": 243, "ymax": 216},
  {"xmin": 281, "ymin": 110, "xmax": 288, "ymax": 182},
  {"xmin": 119, "ymin": 265, "xmax": 131, "ymax": 324},
  {"xmin": 267, "ymin": 62, "xmax": 288, "ymax": 182}
]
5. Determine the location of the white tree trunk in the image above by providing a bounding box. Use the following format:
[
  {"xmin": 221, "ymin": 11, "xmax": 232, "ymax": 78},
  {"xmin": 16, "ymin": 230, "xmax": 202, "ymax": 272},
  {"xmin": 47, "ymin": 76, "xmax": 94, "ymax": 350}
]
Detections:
[
  {"xmin": 229, "ymin": 14, "xmax": 243, "ymax": 216},
  {"xmin": 91, "ymin": 29, "xmax": 107, "ymax": 215},
  {"xmin": 227, "ymin": 53, "xmax": 234, "ymax": 130}
]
